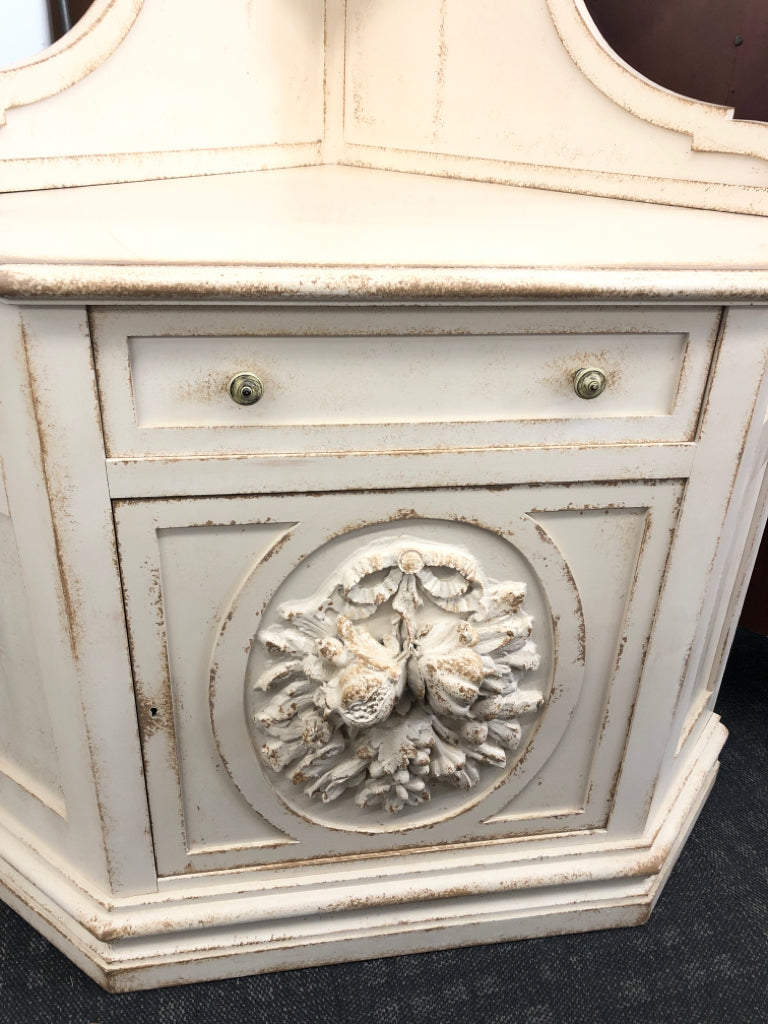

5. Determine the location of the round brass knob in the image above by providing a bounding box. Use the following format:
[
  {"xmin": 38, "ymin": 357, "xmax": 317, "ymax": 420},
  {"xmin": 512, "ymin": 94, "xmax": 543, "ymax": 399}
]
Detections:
[
  {"xmin": 573, "ymin": 367, "xmax": 607, "ymax": 400},
  {"xmin": 229, "ymin": 373, "xmax": 264, "ymax": 406}
]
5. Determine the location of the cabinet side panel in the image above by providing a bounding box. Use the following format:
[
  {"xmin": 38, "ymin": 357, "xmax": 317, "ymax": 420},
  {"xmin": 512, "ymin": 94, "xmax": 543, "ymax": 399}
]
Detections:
[
  {"xmin": 0, "ymin": 487, "xmax": 65, "ymax": 816},
  {"xmin": 7, "ymin": 306, "xmax": 156, "ymax": 896},
  {"xmin": 615, "ymin": 307, "xmax": 768, "ymax": 833},
  {"xmin": 668, "ymin": 308, "xmax": 768, "ymax": 758},
  {"xmin": 0, "ymin": 304, "xmax": 80, "ymax": 867}
]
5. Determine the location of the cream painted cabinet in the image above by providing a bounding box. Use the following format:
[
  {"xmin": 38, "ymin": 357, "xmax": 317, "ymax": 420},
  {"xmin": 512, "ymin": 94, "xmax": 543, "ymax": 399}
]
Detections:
[
  {"xmin": 2, "ymin": 286, "xmax": 768, "ymax": 989},
  {"xmin": 98, "ymin": 304, "xmax": 717, "ymax": 884},
  {"xmin": 2, "ymin": 0, "xmax": 768, "ymax": 994}
]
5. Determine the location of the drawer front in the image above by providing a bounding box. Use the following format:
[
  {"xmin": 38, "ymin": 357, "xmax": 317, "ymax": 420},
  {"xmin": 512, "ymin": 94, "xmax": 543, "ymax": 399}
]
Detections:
[{"xmin": 92, "ymin": 306, "xmax": 720, "ymax": 458}]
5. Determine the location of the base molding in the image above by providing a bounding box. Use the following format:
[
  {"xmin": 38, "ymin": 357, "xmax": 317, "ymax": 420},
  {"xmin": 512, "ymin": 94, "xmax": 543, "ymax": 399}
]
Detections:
[{"xmin": 0, "ymin": 718, "xmax": 725, "ymax": 992}]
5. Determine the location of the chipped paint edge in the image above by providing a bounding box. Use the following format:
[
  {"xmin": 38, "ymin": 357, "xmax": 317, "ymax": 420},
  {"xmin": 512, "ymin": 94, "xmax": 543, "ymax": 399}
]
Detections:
[{"xmin": 2, "ymin": 265, "xmax": 768, "ymax": 305}]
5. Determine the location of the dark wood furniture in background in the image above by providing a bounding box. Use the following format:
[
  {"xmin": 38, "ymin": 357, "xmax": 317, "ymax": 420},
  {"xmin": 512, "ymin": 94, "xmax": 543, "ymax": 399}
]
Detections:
[
  {"xmin": 47, "ymin": 0, "xmax": 93, "ymax": 41},
  {"xmin": 585, "ymin": 0, "xmax": 768, "ymax": 121}
]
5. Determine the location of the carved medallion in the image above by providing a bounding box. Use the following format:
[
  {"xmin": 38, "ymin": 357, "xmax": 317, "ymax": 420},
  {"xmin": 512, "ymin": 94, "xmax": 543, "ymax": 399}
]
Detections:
[{"xmin": 250, "ymin": 536, "xmax": 545, "ymax": 815}]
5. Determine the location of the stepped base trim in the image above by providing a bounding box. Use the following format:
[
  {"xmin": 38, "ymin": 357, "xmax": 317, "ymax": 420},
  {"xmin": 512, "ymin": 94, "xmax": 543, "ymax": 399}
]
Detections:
[{"xmin": 0, "ymin": 718, "xmax": 726, "ymax": 991}]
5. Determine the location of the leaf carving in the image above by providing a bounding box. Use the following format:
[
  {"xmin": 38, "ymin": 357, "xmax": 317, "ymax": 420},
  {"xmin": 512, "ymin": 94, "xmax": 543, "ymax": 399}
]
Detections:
[{"xmin": 251, "ymin": 536, "xmax": 545, "ymax": 815}]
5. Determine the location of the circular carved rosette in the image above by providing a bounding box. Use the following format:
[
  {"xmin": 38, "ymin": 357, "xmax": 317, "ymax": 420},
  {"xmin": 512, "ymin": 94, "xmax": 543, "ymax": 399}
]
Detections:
[{"xmin": 249, "ymin": 536, "xmax": 546, "ymax": 818}]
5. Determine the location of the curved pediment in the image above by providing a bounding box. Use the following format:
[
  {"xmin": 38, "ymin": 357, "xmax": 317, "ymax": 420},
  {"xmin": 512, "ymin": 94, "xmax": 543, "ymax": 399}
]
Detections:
[
  {"xmin": 0, "ymin": 0, "xmax": 143, "ymax": 127},
  {"xmin": 0, "ymin": 0, "xmax": 766, "ymax": 214}
]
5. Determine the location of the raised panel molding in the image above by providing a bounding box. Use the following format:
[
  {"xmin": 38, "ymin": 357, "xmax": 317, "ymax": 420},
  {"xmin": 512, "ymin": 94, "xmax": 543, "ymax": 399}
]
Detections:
[
  {"xmin": 0, "ymin": 296, "xmax": 763, "ymax": 986},
  {"xmin": 113, "ymin": 482, "xmax": 680, "ymax": 879},
  {"xmin": 115, "ymin": 509, "xmax": 300, "ymax": 876},
  {"xmin": 490, "ymin": 506, "xmax": 659, "ymax": 827}
]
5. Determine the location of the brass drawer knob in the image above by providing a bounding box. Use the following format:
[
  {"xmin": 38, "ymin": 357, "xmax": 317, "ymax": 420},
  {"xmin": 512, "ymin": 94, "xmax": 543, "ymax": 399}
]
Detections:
[
  {"xmin": 573, "ymin": 367, "xmax": 607, "ymax": 400},
  {"xmin": 229, "ymin": 373, "xmax": 264, "ymax": 406}
]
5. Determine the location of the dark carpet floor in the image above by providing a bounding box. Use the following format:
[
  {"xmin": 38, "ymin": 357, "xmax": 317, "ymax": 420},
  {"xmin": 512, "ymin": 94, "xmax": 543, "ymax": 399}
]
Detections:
[{"xmin": 1, "ymin": 629, "xmax": 766, "ymax": 1024}]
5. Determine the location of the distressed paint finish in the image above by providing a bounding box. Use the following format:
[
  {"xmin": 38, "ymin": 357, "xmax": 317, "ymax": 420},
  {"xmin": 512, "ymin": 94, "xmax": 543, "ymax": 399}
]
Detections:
[
  {"xmin": 2, "ymin": 167, "xmax": 768, "ymax": 290},
  {"xmin": 1, "ymin": 286, "xmax": 766, "ymax": 985},
  {"xmin": 251, "ymin": 535, "xmax": 544, "ymax": 817},
  {"xmin": 0, "ymin": 0, "xmax": 143, "ymax": 126},
  {"xmin": 2, "ymin": 0, "xmax": 768, "ymax": 995},
  {"xmin": 88, "ymin": 305, "xmax": 718, "ymax": 459},
  {"xmin": 0, "ymin": 0, "xmax": 325, "ymax": 191},
  {"xmin": 111, "ymin": 482, "xmax": 679, "ymax": 874},
  {"xmin": 1, "ymin": 1, "xmax": 768, "ymax": 212},
  {"xmin": 16, "ymin": 308, "xmax": 156, "ymax": 896},
  {"xmin": 0, "ymin": 713, "xmax": 727, "ymax": 991}
]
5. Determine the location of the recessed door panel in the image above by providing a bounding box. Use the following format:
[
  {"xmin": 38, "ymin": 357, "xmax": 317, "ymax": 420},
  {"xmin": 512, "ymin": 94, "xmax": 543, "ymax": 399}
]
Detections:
[{"xmin": 115, "ymin": 481, "xmax": 680, "ymax": 876}]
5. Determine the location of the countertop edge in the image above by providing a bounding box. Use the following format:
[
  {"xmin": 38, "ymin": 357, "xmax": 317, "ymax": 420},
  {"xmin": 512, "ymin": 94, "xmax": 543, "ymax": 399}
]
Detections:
[{"xmin": 2, "ymin": 263, "xmax": 768, "ymax": 304}]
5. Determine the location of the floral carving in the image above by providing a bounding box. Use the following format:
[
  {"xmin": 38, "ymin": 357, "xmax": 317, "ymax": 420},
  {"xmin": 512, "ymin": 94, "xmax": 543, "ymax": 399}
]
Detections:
[{"xmin": 251, "ymin": 537, "xmax": 544, "ymax": 815}]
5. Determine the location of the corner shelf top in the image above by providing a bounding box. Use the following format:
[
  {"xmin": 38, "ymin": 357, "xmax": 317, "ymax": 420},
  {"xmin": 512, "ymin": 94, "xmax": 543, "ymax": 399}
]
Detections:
[{"xmin": 2, "ymin": 166, "xmax": 767, "ymax": 302}]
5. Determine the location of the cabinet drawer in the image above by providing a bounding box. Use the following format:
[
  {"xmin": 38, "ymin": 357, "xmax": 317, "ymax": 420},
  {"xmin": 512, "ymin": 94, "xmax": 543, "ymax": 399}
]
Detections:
[{"xmin": 92, "ymin": 306, "xmax": 720, "ymax": 458}]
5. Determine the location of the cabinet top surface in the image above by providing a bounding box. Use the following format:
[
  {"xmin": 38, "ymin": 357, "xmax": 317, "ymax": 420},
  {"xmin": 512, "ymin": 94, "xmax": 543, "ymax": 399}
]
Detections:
[{"xmin": 2, "ymin": 166, "xmax": 768, "ymax": 303}]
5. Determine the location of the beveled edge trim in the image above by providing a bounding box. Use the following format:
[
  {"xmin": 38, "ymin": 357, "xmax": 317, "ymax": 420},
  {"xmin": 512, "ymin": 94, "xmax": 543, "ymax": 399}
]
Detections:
[{"xmin": 2, "ymin": 264, "xmax": 768, "ymax": 305}]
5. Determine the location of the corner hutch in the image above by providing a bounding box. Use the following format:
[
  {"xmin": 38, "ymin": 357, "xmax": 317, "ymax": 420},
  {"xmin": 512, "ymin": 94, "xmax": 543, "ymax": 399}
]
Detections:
[{"xmin": 1, "ymin": 0, "xmax": 768, "ymax": 990}]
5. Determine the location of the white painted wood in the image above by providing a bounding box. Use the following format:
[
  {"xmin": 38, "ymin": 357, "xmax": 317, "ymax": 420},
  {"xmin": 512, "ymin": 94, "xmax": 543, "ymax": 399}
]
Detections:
[
  {"xmin": 112, "ymin": 484, "xmax": 678, "ymax": 875},
  {"xmin": 91, "ymin": 306, "xmax": 719, "ymax": 458},
  {"xmin": 653, "ymin": 308, "xmax": 768, "ymax": 808},
  {"xmin": 321, "ymin": 0, "xmax": 347, "ymax": 164},
  {"xmin": 1, "ymin": 0, "xmax": 768, "ymax": 994},
  {"xmin": 0, "ymin": 714, "xmax": 726, "ymax": 991},
  {"xmin": 0, "ymin": 0, "xmax": 141, "ymax": 123},
  {"xmin": 0, "ymin": 281, "xmax": 765, "ymax": 986},
  {"xmin": 546, "ymin": 0, "xmax": 768, "ymax": 164},
  {"xmin": 17, "ymin": 307, "xmax": 157, "ymax": 896},
  {"xmin": 608, "ymin": 307, "xmax": 768, "ymax": 836},
  {"xmin": 0, "ymin": 0, "xmax": 324, "ymax": 189},
  {"xmin": 104, "ymin": 442, "xmax": 699, "ymax": 501},
  {"xmin": 0, "ymin": 302, "xmax": 99, "ymax": 882},
  {"xmin": 342, "ymin": 0, "xmax": 768, "ymax": 210},
  {"xmin": 1, "ymin": 1, "xmax": 768, "ymax": 213},
  {"xmin": 3, "ymin": 168, "xmax": 768, "ymax": 275},
  {"xmin": 0, "ymin": 503, "xmax": 65, "ymax": 817}
]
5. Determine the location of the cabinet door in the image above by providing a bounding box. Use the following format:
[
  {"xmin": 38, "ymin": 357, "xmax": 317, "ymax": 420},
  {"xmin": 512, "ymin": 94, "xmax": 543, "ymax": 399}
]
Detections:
[{"xmin": 115, "ymin": 482, "xmax": 680, "ymax": 877}]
